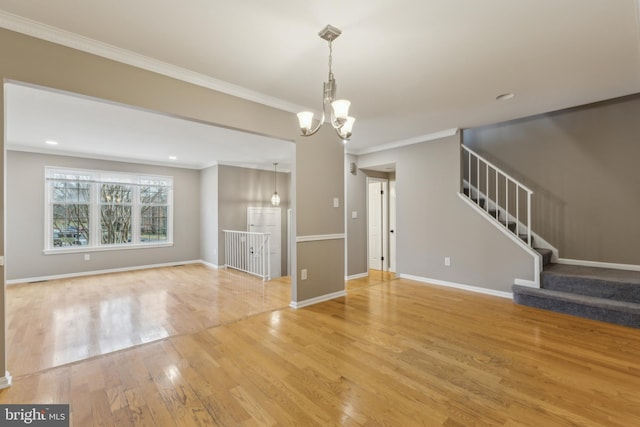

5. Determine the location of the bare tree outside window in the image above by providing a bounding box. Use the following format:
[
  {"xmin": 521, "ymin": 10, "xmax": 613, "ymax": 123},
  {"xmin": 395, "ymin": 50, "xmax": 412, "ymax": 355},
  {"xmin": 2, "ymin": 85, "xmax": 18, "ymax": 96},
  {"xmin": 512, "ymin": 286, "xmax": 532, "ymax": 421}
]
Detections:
[
  {"xmin": 140, "ymin": 181, "xmax": 169, "ymax": 243},
  {"xmin": 46, "ymin": 168, "xmax": 173, "ymax": 251},
  {"xmin": 100, "ymin": 184, "xmax": 132, "ymax": 244},
  {"xmin": 51, "ymin": 175, "xmax": 90, "ymax": 247}
]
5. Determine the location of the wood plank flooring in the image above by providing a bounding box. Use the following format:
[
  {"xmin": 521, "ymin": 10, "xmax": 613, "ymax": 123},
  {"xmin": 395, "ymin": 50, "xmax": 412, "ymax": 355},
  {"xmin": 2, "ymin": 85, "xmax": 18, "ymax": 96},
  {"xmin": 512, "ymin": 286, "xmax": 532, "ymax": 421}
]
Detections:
[
  {"xmin": 2, "ymin": 266, "xmax": 640, "ymax": 426},
  {"xmin": 6, "ymin": 264, "xmax": 291, "ymax": 377}
]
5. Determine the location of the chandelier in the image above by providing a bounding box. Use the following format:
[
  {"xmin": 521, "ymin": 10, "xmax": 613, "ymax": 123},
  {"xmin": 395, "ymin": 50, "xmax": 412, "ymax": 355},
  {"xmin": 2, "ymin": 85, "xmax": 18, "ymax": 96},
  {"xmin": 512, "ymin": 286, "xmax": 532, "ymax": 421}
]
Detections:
[{"xmin": 297, "ymin": 25, "xmax": 355, "ymax": 143}]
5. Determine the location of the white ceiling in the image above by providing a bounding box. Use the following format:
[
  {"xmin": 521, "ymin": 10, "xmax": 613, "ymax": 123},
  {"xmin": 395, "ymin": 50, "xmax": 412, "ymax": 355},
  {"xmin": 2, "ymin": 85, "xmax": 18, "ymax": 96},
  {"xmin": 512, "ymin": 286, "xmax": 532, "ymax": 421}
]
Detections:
[
  {"xmin": 2, "ymin": 0, "xmax": 640, "ymax": 165},
  {"xmin": 5, "ymin": 83, "xmax": 294, "ymax": 170}
]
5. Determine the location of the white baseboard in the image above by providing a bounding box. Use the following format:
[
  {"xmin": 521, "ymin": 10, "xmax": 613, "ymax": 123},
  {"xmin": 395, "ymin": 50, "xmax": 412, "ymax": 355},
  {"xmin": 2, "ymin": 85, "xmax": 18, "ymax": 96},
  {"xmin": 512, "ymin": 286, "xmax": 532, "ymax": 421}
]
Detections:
[
  {"xmin": 400, "ymin": 274, "xmax": 513, "ymax": 299},
  {"xmin": 199, "ymin": 260, "xmax": 219, "ymax": 269},
  {"xmin": 289, "ymin": 290, "xmax": 347, "ymax": 309},
  {"xmin": 557, "ymin": 258, "xmax": 640, "ymax": 272},
  {"xmin": 514, "ymin": 278, "xmax": 539, "ymax": 288},
  {"xmin": 0, "ymin": 371, "xmax": 12, "ymax": 389},
  {"xmin": 6, "ymin": 260, "xmax": 203, "ymax": 285},
  {"xmin": 345, "ymin": 272, "xmax": 368, "ymax": 281}
]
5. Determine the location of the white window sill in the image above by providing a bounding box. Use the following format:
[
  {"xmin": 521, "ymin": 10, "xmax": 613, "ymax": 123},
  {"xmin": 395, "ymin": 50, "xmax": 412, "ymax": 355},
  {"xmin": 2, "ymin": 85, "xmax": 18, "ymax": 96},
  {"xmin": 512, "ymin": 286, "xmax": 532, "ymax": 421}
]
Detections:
[{"xmin": 43, "ymin": 242, "xmax": 174, "ymax": 255}]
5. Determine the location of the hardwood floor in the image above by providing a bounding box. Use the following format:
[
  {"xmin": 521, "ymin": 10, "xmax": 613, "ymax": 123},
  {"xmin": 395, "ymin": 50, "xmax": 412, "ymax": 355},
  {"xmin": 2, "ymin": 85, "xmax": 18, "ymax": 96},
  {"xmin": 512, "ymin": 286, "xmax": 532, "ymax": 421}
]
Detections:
[
  {"xmin": 6, "ymin": 264, "xmax": 291, "ymax": 377},
  {"xmin": 3, "ymin": 266, "xmax": 640, "ymax": 426}
]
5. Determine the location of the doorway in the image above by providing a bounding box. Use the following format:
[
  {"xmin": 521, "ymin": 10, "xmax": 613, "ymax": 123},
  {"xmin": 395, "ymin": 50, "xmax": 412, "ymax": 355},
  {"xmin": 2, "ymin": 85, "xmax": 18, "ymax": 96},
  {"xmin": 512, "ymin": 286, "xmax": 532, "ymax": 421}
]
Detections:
[{"xmin": 368, "ymin": 178, "xmax": 389, "ymax": 271}]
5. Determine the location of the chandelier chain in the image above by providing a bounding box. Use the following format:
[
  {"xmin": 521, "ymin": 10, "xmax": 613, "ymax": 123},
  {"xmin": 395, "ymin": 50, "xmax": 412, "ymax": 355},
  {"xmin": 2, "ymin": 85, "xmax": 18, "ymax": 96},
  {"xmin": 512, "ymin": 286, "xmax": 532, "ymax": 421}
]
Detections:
[{"xmin": 328, "ymin": 40, "xmax": 333, "ymax": 80}]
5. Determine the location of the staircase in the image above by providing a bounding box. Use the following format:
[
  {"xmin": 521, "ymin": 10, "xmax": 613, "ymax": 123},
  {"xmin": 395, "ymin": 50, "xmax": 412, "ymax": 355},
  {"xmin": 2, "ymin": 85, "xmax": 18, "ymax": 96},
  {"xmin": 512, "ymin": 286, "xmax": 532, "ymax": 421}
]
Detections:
[
  {"xmin": 462, "ymin": 144, "xmax": 640, "ymax": 328},
  {"xmin": 461, "ymin": 145, "xmax": 552, "ymax": 268},
  {"xmin": 513, "ymin": 264, "xmax": 640, "ymax": 328},
  {"xmin": 461, "ymin": 187, "xmax": 552, "ymax": 266}
]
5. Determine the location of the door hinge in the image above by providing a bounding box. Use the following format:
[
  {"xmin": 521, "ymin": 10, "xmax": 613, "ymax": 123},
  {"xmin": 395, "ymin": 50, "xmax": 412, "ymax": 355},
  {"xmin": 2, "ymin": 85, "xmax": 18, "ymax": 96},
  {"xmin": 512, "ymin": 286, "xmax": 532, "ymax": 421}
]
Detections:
[
  {"xmin": 381, "ymin": 256, "xmax": 385, "ymax": 261},
  {"xmin": 380, "ymin": 190, "xmax": 384, "ymax": 195}
]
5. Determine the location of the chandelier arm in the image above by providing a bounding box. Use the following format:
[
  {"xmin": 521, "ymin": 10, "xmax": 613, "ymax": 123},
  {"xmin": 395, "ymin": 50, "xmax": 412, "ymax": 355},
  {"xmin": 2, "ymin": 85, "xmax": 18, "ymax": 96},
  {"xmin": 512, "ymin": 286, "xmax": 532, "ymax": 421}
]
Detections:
[
  {"xmin": 300, "ymin": 110, "xmax": 325, "ymax": 137},
  {"xmin": 336, "ymin": 127, "xmax": 352, "ymax": 141},
  {"xmin": 330, "ymin": 110, "xmax": 346, "ymax": 129}
]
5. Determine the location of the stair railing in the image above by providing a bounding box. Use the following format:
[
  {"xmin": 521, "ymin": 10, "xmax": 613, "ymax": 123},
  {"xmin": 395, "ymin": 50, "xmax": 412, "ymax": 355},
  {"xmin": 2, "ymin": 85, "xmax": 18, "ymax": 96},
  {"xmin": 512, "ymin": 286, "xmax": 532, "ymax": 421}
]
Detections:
[
  {"xmin": 223, "ymin": 230, "xmax": 271, "ymax": 281},
  {"xmin": 461, "ymin": 145, "xmax": 533, "ymax": 246}
]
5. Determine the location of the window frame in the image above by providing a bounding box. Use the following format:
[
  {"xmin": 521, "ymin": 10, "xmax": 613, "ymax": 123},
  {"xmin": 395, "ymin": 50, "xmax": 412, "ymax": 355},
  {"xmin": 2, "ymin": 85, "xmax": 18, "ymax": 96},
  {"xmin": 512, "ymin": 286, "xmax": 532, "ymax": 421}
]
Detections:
[{"xmin": 44, "ymin": 167, "xmax": 174, "ymax": 254}]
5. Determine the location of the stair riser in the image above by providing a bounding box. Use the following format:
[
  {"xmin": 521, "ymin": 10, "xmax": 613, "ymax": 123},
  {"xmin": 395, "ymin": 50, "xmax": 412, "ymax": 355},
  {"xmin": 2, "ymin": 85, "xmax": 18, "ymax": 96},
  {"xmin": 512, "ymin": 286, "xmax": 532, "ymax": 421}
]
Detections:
[
  {"xmin": 514, "ymin": 293, "xmax": 640, "ymax": 328},
  {"xmin": 539, "ymin": 251, "xmax": 552, "ymax": 266},
  {"xmin": 542, "ymin": 275, "xmax": 640, "ymax": 304}
]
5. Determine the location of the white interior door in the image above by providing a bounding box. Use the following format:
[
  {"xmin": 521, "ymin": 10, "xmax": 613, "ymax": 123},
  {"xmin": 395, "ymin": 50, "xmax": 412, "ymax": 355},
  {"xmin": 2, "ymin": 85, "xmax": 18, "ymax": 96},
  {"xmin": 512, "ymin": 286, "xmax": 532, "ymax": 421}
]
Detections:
[
  {"xmin": 368, "ymin": 180, "xmax": 389, "ymax": 271},
  {"xmin": 247, "ymin": 207, "xmax": 281, "ymax": 278}
]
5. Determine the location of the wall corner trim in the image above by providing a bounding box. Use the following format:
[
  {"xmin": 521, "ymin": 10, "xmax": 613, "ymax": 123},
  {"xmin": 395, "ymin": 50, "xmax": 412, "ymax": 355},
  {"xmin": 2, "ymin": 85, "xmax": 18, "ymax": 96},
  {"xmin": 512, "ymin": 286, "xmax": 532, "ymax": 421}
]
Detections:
[
  {"xmin": 289, "ymin": 290, "xmax": 347, "ymax": 309},
  {"xmin": 296, "ymin": 234, "xmax": 345, "ymax": 243},
  {"xmin": 0, "ymin": 372, "xmax": 12, "ymax": 389},
  {"xmin": 399, "ymin": 274, "xmax": 513, "ymax": 299}
]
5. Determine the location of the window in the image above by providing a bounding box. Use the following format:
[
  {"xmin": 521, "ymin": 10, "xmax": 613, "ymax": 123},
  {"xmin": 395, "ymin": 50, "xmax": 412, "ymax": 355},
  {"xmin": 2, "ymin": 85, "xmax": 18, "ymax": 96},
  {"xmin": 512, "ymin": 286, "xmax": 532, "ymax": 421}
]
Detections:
[{"xmin": 45, "ymin": 167, "xmax": 173, "ymax": 253}]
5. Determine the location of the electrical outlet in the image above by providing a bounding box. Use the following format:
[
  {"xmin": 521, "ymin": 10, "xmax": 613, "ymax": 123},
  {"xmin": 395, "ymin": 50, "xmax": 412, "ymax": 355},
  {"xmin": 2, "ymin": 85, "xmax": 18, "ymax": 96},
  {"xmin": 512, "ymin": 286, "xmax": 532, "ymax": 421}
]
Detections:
[
  {"xmin": 444, "ymin": 257, "xmax": 451, "ymax": 267},
  {"xmin": 333, "ymin": 197, "xmax": 340, "ymax": 208},
  {"xmin": 84, "ymin": 254, "xmax": 91, "ymax": 261},
  {"xmin": 301, "ymin": 269, "xmax": 307, "ymax": 280}
]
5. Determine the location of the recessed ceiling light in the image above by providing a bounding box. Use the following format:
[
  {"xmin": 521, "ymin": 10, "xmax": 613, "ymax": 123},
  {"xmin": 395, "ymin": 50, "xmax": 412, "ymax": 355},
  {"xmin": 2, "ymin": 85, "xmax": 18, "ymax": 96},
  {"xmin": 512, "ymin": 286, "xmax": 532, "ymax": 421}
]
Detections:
[
  {"xmin": 45, "ymin": 140, "xmax": 59, "ymax": 145},
  {"xmin": 496, "ymin": 93, "xmax": 515, "ymax": 101},
  {"xmin": 169, "ymin": 156, "xmax": 177, "ymax": 160}
]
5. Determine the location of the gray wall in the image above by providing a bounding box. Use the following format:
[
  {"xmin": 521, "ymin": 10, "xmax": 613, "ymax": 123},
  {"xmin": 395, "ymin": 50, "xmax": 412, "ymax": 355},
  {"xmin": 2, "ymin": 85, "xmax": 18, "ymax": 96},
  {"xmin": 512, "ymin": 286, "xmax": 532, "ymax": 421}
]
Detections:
[
  {"xmin": 464, "ymin": 94, "xmax": 640, "ymax": 265},
  {"xmin": 356, "ymin": 134, "xmax": 534, "ymax": 292},
  {"xmin": 345, "ymin": 154, "xmax": 367, "ymax": 276},
  {"xmin": 295, "ymin": 127, "xmax": 345, "ymax": 301},
  {"xmin": 200, "ymin": 165, "xmax": 219, "ymax": 265},
  {"xmin": 217, "ymin": 165, "xmax": 291, "ymax": 275},
  {"xmin": 6, "ymin": 151, "xmax": 201, "ymax": 280}
]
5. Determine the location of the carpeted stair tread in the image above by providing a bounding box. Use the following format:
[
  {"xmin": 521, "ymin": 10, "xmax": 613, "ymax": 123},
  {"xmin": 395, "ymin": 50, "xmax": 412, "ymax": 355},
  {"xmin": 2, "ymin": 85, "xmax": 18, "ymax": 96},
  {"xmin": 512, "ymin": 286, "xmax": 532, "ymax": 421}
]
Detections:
[
  {"xmin": 518, "ymin": 234, "xmax": 534, "ymax": 246},
  {"xmin": 541, "ymin": 264, "xmax": 640, "ymax": 304},
  {"xmin": 535, "ymin": 248, "xmax": 553, "ymax": 266},
  {"xmin": 543, "ymin": 263, "xmax": 640, "ymax": 285},
  {"xmin": 513, "ymin": 284, "xmax": 640, "ymax": 328},
  {"xmin": 499, "ymin": 220, "xmax": 517, "ymax": 232}
]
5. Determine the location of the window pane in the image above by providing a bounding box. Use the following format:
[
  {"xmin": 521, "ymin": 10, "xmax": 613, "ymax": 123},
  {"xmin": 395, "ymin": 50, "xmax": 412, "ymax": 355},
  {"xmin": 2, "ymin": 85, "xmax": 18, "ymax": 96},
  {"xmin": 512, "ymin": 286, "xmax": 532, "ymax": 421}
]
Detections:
[
  {"xmin": 101, "ymin": 205, "xmax": 132, "ymax": 244},
  {"xmin": 52, "ymin": 204, "xmax": 89, "ymax": 247},
  {"xmin": 100, "ymin": 184, "xmax": 132, "ymax": 203},
  {"xmin": 140, "ymin": 206, "xmax": 168, "ymax": 242},
  {"xmin": 52, "ymin": 181, "xmax": 91, "ymax": 203},
  {"xmin": 140, "ymin": 185, "xmax": 168, "ymax": 204}
]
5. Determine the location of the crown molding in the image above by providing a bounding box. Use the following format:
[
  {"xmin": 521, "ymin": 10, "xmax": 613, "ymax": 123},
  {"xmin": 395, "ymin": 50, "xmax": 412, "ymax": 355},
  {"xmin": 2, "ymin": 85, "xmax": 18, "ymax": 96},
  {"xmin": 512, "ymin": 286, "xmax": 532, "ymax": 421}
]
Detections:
[
  {"xmin": 350, "ymin": 128, "xmax": 459, "ymax": 156},
  {"xmin": 0, "ymin": 11, "xmax": 306, "ymax": 115},
  {"xmin": 6, "ymin": 144, "xmax": 202, "ymax": 170}
]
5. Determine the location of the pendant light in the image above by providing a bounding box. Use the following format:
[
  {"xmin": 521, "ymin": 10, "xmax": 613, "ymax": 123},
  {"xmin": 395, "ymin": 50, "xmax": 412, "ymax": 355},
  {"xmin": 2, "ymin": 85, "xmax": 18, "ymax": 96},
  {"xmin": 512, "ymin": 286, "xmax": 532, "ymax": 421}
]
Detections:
[{"xmin": 271, "ymin": 163, "xmax": 281, "ymax": 206}]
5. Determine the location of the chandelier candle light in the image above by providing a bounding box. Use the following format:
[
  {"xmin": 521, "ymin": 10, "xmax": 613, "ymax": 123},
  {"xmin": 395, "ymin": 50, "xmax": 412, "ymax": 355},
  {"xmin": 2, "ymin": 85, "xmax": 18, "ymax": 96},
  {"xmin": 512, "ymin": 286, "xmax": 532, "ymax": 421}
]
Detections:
[
  {"xmin": 271, "ymin": 163, "xmax": 281, "ymax": 206},
  {"xmin": 297, "ymin": 25, "xmax": 355, "ymax": 143}
]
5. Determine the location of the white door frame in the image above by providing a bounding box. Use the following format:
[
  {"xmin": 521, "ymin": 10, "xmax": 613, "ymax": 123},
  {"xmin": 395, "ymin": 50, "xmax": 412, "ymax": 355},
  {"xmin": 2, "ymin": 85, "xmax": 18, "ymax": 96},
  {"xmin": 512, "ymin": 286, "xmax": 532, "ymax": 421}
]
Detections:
[{"xmin": 389, "ymin": 178, "xmax": 397, "ymax": 273}]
